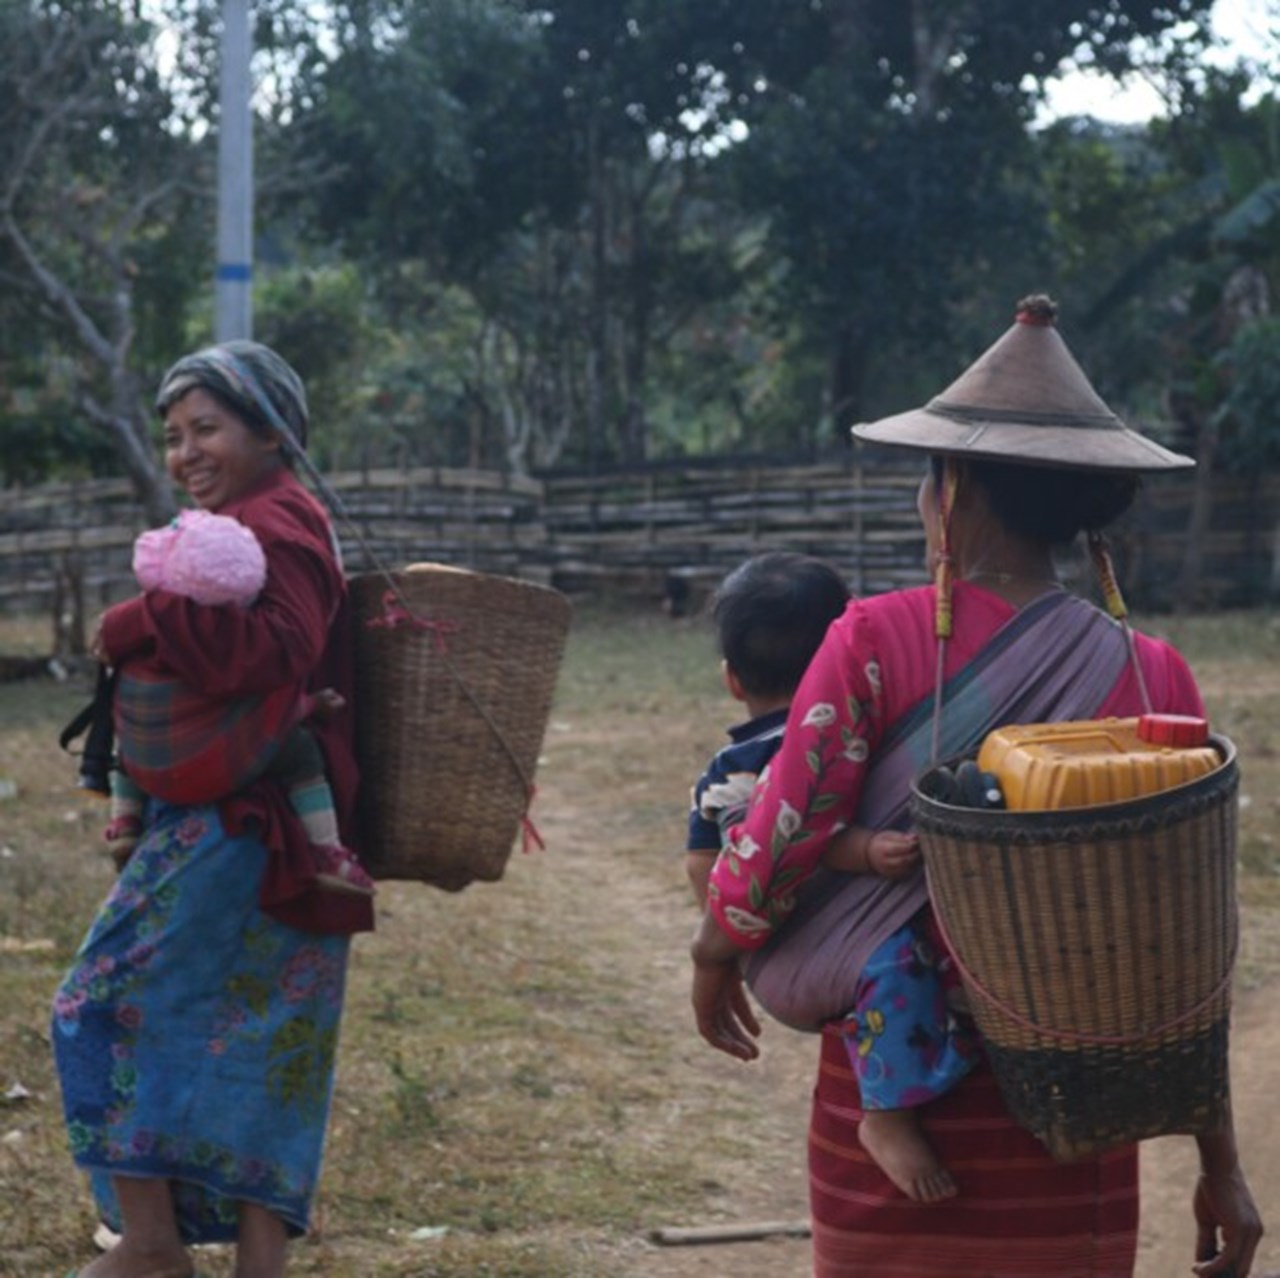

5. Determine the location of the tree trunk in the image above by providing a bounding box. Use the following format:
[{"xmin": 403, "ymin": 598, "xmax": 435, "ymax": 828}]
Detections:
[
  {"xmin": 51, "ymin": 550, "xmax": 86, "ymax": 659},
  {"xmin": 620, "ymin": 188, "xmax": 651, "ymax": 464},
  {"xmin": 909, "ymin": 1, "xmax": 965, "ymax": 117},
  {"xmin": 829, "ymin": 320, "xmax": 870, "ymax": 446},
  {"xmin": 1271, "ymin": 515, "xmax": 1280, "ymax": 599},
  {"xmin": 1177, "ymin": 412, "xmax": 1217, "ymax": 612},
  {"xmin": 1, "ymin": 213, "xmax": 175, "ymax": 525},
  {"xmin": 116, "ymin": 424, "xmax": 175, "ymax": 526},
  {"xmin": 585, "ymin": 113, "xmax": 608, "ymax": 472},
  {"xmin": 81, "ymin": 372, "xmax": 175, "ymax": 526}
]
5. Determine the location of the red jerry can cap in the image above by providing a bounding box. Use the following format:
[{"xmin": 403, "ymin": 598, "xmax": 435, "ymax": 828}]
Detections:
[{"xmin": 1137, "ymin": 713, "xmax": 1210, "ymax": 748}]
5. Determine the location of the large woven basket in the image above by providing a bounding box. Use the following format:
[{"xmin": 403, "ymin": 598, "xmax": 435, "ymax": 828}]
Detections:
[
  {"xmin": 910, "ymin": 737, "xmax": 1238, "ymax": 1162},
  {"xmin": 350, "ymin": 564, "xmax": 571, "ymax": 889}
]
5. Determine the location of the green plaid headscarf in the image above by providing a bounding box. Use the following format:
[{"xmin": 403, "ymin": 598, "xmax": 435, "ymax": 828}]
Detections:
[{"xmin": 155, "ymin": 340, "xmax": 309, "ymax": 455}]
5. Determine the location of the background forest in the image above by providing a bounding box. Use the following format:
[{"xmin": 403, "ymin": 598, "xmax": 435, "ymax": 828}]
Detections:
[{"xmin": 1, "ymin": 0, "xmax": 1279, "ymax": 519}]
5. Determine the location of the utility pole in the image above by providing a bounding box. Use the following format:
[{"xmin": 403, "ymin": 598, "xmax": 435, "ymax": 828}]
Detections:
[{"xmin": 215, "ymin": 0, "xmax": 253, "ymax": 340}]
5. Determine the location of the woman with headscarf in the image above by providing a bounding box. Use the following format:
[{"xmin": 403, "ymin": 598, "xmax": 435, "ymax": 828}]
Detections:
[
  {"xmin": 689, "ymin": 298, "xmax": 1264, "ymax": 1276},
  {"xmin": 53, "ymin": 341, "xmax": 372, "ymax": 1278}
]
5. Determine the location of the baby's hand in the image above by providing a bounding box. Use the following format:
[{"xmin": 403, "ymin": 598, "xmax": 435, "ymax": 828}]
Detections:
[
  {"xmin": 867, "ymin": 830, "xmax": 921, "ymax": 880},
  {"xmin": 310, "ymin": 688, "xmax": 347, "ymax": 721}
]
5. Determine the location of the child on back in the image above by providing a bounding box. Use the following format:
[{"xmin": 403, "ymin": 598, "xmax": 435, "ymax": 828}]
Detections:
[
  {"xmin": 686, "ymin": 552, "xmax": 974, "ymax": 1204},
  {"xmin": 98, "ymin": 508, "xmax": 374, "ymax": 896},
  {"xmin": 686, "ymin": 552, "xmax": 915, "ymax": 904}
]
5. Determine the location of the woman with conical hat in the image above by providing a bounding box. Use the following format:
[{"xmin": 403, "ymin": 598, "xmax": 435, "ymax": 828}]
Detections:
[{"xmin": 689, "ymin": 297, "xmax": 1264, "ymax": 1276}]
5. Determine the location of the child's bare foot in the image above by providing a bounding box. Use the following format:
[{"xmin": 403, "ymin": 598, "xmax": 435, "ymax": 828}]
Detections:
[
  {"xmin": 859, "ymin": 1108, "xmax": 957, "ymax": 1203},
  {"xmin": 104, "ymin": 816, "xmax": 142, "ymax": 873}
]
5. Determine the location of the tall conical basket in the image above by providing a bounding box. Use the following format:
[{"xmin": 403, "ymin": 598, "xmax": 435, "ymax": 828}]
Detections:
[
  {"xmin": 910, "ymin": 737, "xmax": 1238, "ymax": 1162},
  {"xmin": 350, "ymin": 563, "xmax": 572, "ymax": 890}
]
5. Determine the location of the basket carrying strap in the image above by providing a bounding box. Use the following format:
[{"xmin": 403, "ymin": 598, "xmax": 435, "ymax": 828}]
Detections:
[
  {"xmin": 212, "ymin": 350, "xmax": 548, "ymax": 852},
  {"xmin": 870, "ymin": 589, "xmax": 1131, "ymax": 810},
  {"xmin": 744, "ymin": 590, "xmax": 1131, "ymax": 1032}
]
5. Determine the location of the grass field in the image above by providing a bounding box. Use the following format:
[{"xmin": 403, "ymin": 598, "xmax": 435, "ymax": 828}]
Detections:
[{"xmin": 1, "ymin": 600, "xmax": 1277, "ymax": 1276}]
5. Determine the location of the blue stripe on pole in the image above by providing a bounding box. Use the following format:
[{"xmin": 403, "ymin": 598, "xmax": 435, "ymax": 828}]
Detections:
[{"xmin": 216, "ymin": 263, "xmax": 253, "ymax": 282}]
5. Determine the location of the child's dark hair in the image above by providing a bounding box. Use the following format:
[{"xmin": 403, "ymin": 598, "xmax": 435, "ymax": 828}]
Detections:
[
  {"xmin": 931, "ymin": 457, "xmax": 1139, "ymax": 544},
  {"xmin": 713, "ymin": 553, "xmax": 851, "ymax": 699}
]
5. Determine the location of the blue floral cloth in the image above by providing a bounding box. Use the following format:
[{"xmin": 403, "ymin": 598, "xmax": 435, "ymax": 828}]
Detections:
[
  {"xmin": 52, "ymin": 803, "xmax": 348, "ymax": 1241},
  {"xmin": 838, "ymin": 913, "xmax": 980, "ymax": 1111}
]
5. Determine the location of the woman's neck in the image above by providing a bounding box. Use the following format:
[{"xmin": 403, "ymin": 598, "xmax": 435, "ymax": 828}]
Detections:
[
  {"xmin": 936, "ymin": 478, "xmax": 1060, "ymax": 608},
  {"xmin": 960, "ymin": 571, "xmax": 1062, "ymax": 608},
  {"xmin": 954, "ymin": 543, "xmax": 1059, "ymax": 608}
]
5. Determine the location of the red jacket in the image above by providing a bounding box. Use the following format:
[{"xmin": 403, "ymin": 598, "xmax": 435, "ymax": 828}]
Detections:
[{"xmin": 102, "ymin": 466, "xmax": 373, "ymax": 936}]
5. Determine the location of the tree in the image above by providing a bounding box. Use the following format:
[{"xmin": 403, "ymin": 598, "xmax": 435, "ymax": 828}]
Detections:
[
  {"xmin": 292, "ymin": 0, "xmax": 764, "ymax": 470},
  {"xmin": 0, "ymin": 0, "xmax": 209, "ymax": 519},
  {"xmin": 1085, "ymin": 79, "xmax": 1280, "ymax": 604},
  {"xmin": 711, "ymin": 0, "xmax": 1219, "ymax": 434}
]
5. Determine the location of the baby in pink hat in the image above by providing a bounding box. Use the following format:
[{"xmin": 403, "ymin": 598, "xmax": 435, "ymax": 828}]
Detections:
[{"xmin": 106, "ymin": 509, "xmax": 374, "ymax": 896}]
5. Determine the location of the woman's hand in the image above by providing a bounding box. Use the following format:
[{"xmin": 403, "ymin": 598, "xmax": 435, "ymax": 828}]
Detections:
[
  {"xmin": 690, "ymin": 913, "xmax": 761, "ymax": 1061},
  {"xmin": 1192, "ymin": 1164, "xmax": 1264, "ymax": 1276}
]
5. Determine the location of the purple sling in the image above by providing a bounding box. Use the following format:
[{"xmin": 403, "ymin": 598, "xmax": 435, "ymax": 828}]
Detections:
[{"xmin": 743, "ymin": 589, "xmax": 1132, "ymax": 1032}]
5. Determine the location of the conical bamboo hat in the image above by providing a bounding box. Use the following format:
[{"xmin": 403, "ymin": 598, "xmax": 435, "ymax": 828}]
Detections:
[{"xmin": 852, "ymin": 295, "xmax": 1193, "ymax": 472}]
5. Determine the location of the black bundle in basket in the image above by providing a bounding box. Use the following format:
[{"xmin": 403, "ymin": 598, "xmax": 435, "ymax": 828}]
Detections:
[
  {"xmin": 351, "ymin": 564, "xmax": 571, "ymax": 890},
  {"xmin": 911, "ymin": 737, "xmax": 1238, "ymax": 1162}
]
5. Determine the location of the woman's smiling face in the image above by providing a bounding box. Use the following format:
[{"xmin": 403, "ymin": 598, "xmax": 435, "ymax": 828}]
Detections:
[{"xmin": 162, "ymin": 388, "xmax": 281, "ymax": 510}]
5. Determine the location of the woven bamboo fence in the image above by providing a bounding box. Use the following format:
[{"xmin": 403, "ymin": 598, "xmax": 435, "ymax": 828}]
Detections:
[
  {"xmin": 0, "ymin": 467, "xmax": 552, "ymax": 623},
  {"xmin": 541, "ymin": 455, "xmax": 926, "ymax": 601},
  {"xmin": 1, "ymin": 458, "xmax": 1277, "ymax": 630},
  {"xmin": 541, "ymin": 459, "xmax": 1280, "ymax": 611}
]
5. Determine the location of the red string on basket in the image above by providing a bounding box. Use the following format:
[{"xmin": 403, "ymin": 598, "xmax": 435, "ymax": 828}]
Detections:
[
  {"xmin": 366, "ymin": 590, "xmax": 461, "ymax": 652},
  {"xmin": 520, "ymin": 785, "xmax": 546, "ymax": 854}
]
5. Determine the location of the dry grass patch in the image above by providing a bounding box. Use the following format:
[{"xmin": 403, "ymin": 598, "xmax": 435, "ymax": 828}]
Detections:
[{"xmin": 1, "ymin": 603, "xmax": 1276, "ymax": 1276}]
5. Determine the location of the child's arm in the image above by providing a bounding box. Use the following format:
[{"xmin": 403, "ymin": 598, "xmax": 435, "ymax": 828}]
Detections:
[
  {"xmin": 686, "ymin": 767, "xmax": 756, "ymax": 908},
  {"xmin": 685, "ymin": 852, "xmax": 715, "ymax": 909},
  {"xmin": 823, "ymin": 826, "xmax": 920, "ymax": 880}
]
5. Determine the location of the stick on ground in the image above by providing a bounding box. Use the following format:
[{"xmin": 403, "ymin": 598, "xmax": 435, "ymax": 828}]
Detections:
[{"xmin": 650, "ymin": 1220, "xmax": 812, "ymax": 1246}]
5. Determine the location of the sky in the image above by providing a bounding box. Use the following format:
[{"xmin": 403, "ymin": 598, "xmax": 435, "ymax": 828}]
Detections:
[{"xmin": 1041, "ymin": 0, "xmax": 1277, "ymax": 123}]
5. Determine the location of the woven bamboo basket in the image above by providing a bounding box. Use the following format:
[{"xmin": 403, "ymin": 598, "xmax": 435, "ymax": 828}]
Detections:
[
  {"xmin": 350, "ymin": 563, "xmax": 571, "ymax": 889},
  {"xmin": 910, "ymin": 736, "xmax": 1238, "ymax": 1162}
]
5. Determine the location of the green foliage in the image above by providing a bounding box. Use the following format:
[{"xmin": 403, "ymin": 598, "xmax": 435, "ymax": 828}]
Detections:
[
  {"xmin": 0, "ymin": 0, "xmax": 205, "ymax": 508},
  {"xmin": 1214, "ymin": 317, "xmax": 1280, "ymax": 473},
  {"xmin": 8, "ymin": 0, "xmax": 1280, "ymax": 487},
  {"xmin": 255, "ymin": 263, "xmax": 374, "ymax": 466},
  {"xmin": 303, "ymin": 0, "xmax": 573, "ymax": 274}
]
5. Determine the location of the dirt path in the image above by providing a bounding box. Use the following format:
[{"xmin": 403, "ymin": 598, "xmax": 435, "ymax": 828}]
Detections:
[
  {"xmin": 593, "ymin": 778, "xmax": 1280, "ymax": 1277},
  {"xmin": 1137, "ymin": 983, "xmax": 1280, "ymax": 1277},
  {"xmin": 632, "ymin": 906, "xmax": 1280, "ymax": 1277},
  {"xmin": 523, "ymin": 613, "xmax": 1280, "ymax": 1277}
]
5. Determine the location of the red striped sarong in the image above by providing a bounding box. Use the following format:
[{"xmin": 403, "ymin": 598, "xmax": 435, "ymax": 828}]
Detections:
[{"xmin": 810, "ymin": 1027, "xmax": 1138, "ymax": 1276}]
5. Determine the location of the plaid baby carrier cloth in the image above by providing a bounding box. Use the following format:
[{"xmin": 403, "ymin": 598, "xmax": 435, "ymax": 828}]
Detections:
[{"xmin": 113, "ymin": 666, "xmax": 306, "ymax": 806}]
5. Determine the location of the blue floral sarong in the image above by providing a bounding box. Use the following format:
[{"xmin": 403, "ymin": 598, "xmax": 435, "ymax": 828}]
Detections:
[
  {"xmin": 838, "ymin": 911, "xmax": 980, "ymax": 1111},
  {"xmin": 52, "ymin": 803, "xmax": 349, "ymax": 1242}
]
